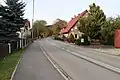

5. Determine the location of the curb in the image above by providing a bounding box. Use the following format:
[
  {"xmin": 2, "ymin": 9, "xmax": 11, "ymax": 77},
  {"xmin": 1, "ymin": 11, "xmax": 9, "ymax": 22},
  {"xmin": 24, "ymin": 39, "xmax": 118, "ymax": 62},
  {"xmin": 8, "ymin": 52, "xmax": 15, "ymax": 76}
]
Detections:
[
  {"xmin": 10, "ymin": 50, "xmax": 24, "ymax": 80},
  {"xmin": 51, "ymin": 43, "xmax": 120, "ymax": 75},
  {"xmin": 93, "ymin": 49, "xmax": 120, "ymax": 56},
  {"xmin": 54, "ymin": 39, "xmax": 120, "ymax": 56},
  {"xmin": 40, "ymin": 44, "xmax": 73, "ymax": 80}
]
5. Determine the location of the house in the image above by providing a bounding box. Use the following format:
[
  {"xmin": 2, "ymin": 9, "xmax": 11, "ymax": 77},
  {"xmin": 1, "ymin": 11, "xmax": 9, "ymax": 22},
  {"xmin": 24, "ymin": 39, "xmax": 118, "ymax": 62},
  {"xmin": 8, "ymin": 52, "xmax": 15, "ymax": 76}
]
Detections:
[
  {"xmin": 60, "ymin": 10, "xmax": 88, "ymax": 39},
  {"xmin": 17, "ymin": 19, "xmax": 31, "ymax": 39}
]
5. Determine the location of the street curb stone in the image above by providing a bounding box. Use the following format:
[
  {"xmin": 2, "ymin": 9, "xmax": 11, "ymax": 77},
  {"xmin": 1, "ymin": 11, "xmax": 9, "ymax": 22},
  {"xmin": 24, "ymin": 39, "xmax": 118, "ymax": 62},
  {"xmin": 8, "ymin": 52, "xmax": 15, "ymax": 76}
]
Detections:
[{"xmin": 10, "ymin": 50, "xmax": 24, "ymax": 80}]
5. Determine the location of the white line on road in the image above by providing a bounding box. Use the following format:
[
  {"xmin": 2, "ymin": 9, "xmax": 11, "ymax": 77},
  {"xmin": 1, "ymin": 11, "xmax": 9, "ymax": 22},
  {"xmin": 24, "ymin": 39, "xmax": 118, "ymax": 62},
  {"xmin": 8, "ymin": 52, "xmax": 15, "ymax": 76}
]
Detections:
[
  {"xmin": 66, "ymin": 50, "xmax": 70, "ymax": 52},
  {"xmin": 51, "ymin": 43, "xmax": 120, "ymax": 75},
  {"xmin": 70, "ymin": 52, "xmax": 120, "ymax": 74},
  {"xmin": 62, "ymin": 48, "xmax": 65, "ymax": 50},
  {"xmin": 40, "ymin": 43, "xmax": 73, "ymax": 80}
]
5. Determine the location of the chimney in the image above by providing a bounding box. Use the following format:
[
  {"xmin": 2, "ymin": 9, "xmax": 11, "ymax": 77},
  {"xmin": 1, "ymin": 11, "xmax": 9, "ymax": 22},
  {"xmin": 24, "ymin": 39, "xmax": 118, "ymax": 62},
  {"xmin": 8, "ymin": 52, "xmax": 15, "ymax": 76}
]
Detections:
[
  {"xmin": 74, "ymin": 15, "xmax": 76, "ymax": 18},
  {"xmin": 78, "ymin": 13, "xmax": 81, "ymax": 16},
  {"xmin": 71, "ymin": 17, "xmax": 74, "ymax": 19}
]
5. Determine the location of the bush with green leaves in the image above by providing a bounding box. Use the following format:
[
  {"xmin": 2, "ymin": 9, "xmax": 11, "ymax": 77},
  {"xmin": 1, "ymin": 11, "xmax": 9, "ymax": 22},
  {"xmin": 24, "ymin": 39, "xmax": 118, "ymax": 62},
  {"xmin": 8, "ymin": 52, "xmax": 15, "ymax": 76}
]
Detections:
[
  {"xmin": 77, "ymin": 3, "xmax": 106, "ymax": 40},
  {"xmin": 54, "ymin": 36, "xmax": 64, "ymax": 41},
  {"xmin": 81, "ymin": 35, "xmax": 90, "ymax": 45},
  {"xmin": 104, "ymin": 35, "xmax": 114, "ymax": 45},
  {"xmin": 0, "ymin": 0, "xmax": 26, "ymax": 38},
  {"xmin": 68, "ymin": 33, "xmax": 75, "ymax": 43},
  {"xmin": 75, "ymin": 38, "xmax": 81, "ymax": 46}
]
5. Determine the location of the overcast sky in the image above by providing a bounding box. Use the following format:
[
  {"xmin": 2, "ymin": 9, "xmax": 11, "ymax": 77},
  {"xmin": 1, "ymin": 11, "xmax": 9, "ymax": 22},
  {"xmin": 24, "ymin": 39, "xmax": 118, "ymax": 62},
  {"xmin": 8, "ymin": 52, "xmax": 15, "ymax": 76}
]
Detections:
[{"xmin": 0, "ymin": 0, "xmax": 120, "ymax": 24}]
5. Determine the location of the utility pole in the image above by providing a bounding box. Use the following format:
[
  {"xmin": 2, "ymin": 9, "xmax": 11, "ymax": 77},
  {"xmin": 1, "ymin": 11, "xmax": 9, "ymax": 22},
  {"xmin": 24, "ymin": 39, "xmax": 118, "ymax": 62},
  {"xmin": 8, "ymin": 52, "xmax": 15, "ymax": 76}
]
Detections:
[{"xmin": 32, "ymin": 0, "xmax": 35, "ymax": 39}]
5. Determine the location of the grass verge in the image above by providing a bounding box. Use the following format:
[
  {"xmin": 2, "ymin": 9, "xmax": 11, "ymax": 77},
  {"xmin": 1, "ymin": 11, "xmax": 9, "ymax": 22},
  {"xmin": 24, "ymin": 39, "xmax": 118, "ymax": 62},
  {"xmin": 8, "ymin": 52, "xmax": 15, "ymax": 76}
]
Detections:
[{"xmin": 0, "ymin": 49, "xmax": 24, "ymax": 80}]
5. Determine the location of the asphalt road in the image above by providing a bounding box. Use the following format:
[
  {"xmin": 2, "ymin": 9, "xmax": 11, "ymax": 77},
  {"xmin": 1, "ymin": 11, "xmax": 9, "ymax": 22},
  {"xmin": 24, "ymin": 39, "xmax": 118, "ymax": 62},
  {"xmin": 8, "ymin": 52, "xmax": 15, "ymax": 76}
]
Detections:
[
  {"xmin": 48, "ymin": 38, "xmax": 120, "ymax": 69},
  {"xmin": 40, "ymin": 38, "xmax": 120, "ymax": 80},
  {"xmin": 13, "ymin": 40, "xmax": 65, "ymax": 80}
]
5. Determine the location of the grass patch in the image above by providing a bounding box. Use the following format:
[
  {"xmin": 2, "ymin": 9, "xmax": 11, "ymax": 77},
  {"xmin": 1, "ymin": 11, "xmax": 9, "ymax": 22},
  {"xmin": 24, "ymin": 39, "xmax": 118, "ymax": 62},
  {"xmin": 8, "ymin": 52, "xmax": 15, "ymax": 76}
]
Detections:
[{"xmin": 0, "ymin": 49, "xmax": 24, "ymax": 80}]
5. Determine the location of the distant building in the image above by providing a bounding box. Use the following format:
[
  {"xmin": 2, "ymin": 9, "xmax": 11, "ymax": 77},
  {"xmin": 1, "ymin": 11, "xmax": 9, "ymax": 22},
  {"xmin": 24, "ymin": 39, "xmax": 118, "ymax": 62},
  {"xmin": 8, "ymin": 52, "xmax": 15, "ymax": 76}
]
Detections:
[
  {"xmin": 17, "ymin": 19, "xmax": 31, "ymax": 39},
  {"xmin": 60, "ymin": 10, "xmax": 88, "ymax": 39},
  {"xmin": 45, "ymin": 25, "xmax": 53, "ymax": 30}
]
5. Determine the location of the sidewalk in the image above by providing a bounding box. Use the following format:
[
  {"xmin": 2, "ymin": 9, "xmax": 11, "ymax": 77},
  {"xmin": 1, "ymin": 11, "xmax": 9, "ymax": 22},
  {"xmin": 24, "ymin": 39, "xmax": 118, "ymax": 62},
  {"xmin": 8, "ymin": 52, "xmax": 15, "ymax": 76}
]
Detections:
[
  {"xmin": 54, "ymin": 40, "xmax": 120, "ymax": 56},
  {"xmin": 12, "ymin": 40, "xmax": 64, "ymax": 80},
  {"xmin": 94, "ymin": 48, "xmax": 120, "ymax": 56}
]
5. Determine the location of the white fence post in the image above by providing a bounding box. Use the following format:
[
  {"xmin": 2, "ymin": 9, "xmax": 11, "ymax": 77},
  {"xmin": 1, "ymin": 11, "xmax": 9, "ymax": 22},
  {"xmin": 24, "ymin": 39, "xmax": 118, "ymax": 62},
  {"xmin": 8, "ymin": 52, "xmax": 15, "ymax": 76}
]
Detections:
[
  {"xmin": 8, "ymin": 43, "xmax": 11, "ymax": 54},
  {"xmin": 25, "ymin": 39, "xmax": 26, "ymax": 47},
  {"xmin": 17, "ymin": 41, "xmax": 18, "ymax": 49},
  {"xmin": 20, "ymin": 39, "xmax": 22, "ymax": 48},
  {"xmin": 22, "ymin": 39, "xmax": 23, "ymax": 49}
]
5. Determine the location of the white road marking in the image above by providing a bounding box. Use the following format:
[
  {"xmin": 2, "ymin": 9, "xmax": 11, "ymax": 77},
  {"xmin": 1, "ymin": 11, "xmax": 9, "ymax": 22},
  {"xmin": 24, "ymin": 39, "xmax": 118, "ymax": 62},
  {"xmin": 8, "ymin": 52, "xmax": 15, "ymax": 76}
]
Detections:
[
  {"xmin": 40, "ymin": 45, "xmax": 73, "ymax": 80},
  {"xmin": 51, "ymin": 42, "xmax": 120, "ymax": 74},
  {"xmin": 66, "ymin": 50, "xmax": 70, "ymax": 52},
  {"xmin": 62, "ymin": 48, "xmax": 65, "ymax": 50}
]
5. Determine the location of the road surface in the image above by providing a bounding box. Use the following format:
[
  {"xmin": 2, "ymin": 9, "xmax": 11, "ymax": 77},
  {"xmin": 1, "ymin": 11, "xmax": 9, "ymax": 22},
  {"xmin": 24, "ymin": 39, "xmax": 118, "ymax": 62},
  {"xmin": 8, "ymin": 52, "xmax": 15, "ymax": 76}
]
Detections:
[
  {"xmin": 40, "ymin": 38, "xmax": 120, "ymax": 80},
  {"xmin": 48, "ymin": 38, "xmax": 120, "ymax": 69},
  {"xmin": 13, "ymin": 40, "xmax": 65, "ymax": 80}
]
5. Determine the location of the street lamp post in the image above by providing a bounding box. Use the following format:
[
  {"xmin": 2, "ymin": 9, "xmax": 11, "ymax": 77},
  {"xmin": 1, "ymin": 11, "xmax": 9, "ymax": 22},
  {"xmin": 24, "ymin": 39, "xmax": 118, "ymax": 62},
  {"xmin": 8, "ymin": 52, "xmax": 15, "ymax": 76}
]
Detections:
[{"xmin": 32, "ymin": 0, "xmax": 35, "ymax": 39}]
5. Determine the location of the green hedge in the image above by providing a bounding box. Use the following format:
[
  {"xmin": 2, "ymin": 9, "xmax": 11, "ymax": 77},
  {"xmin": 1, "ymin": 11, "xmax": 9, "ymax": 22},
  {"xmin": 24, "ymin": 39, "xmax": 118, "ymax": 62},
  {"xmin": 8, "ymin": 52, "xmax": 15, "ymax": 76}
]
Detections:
[
  {"xmin": 54, "ymin": 36, "xmax": 64, "ymax": 41},
  {"xmin": 75, "ymin": 35, "xmax": 90, "ymax": 46},
  {"xmin": 75, "ymin": 38, "xmax": 81, "ymax": 46},
  {"xmin": 104, "ymin": 35, "xmax": 114, "ymax": 45},
  {"xmin": 100, "ymin": 35, "xmax": 114, "ymax": 45}
]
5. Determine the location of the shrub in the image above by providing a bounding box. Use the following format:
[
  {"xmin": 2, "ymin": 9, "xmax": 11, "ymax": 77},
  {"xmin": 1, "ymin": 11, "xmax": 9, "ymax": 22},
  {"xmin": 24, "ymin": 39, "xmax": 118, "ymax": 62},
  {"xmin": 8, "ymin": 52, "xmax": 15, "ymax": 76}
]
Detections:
[
  {"xmin": 68, "ymin": 33, "xmax": 75, "ymax": 43},
  {"xmin": 81, "ymin": 34, "xmax": 90, "ymax": 45},
  {"xmin": 54, "ymin": 36, "xmax": 64, "ymax": 41},
  {"xmin": 75, "ymin": 38, "xmax": 81, "ymax": 46},
  {"xmin": 104, "ymin": 35, "xmax": 114, "ymax": 45}
]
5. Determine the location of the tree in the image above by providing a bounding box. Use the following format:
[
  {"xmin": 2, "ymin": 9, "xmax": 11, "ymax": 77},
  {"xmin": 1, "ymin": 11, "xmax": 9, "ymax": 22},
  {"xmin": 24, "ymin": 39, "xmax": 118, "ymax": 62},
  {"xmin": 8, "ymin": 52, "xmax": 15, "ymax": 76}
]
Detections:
[
  {"xmin": 0, "ymin": 18, "xmax": 6, "ymax": 37},
  {"xmin": 53, "ymin": 19, "xmax": 67, "ymax": 29},
  {"xmin": 47, "ymin": 29, "xmax": 53, "ymax": 36},
  {"xmin": 0, "ymin": 0, "xmax": 26, "ymax": 38},
  {"xmin": 0, "ymin": 5, "xmax": 9, "ymax": 37},
  {"xmin": 52, "ymin": 19, "xmax": 67, "ymax": 35},
  {"xmin": 101, "ymin": 16, "xmax": 120, "ymax": 45},
  {"xmin": 33, "ymin": 20, "xmax": 48, "ymax": 38},
  {"xmin": 78, "ymin": 3, "xmax": 106, "ymax": 39},
  {"xmin": 69, "ymin": 33, "xmax": 75, "ymax": 43},
  {"xmin": 39, "ymin": 20, "xmax": 47, "ymax": 26},
  {"xmin": 52, "ymin": 25, "xmax": 60, "ymax": 36}
]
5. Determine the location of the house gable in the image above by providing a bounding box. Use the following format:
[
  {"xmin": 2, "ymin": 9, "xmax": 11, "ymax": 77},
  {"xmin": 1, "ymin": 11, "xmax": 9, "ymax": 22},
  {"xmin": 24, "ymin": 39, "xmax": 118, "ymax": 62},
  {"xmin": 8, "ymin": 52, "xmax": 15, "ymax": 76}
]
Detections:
[{"xmin": 60, "ymin": 10, "xmax": 88, "ymax": 34}]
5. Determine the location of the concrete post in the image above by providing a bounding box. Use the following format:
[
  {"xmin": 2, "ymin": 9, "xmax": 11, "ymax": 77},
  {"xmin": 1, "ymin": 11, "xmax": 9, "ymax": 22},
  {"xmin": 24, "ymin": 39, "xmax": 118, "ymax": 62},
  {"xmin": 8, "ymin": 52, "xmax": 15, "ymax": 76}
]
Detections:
[
  {"xmin": 20, "ymin": 39, "xmax": 22, "ymax": 48},
  {"xmin": 25, "ymin": 39, "xmax": 26, "ymax": 47},
  {"xmin": 22, "ymin": 39, "xmax": 24, "ymax": 48},
  {"xmin": 17, "ymin": 41, "xmax": 19, "ymax": 49}
]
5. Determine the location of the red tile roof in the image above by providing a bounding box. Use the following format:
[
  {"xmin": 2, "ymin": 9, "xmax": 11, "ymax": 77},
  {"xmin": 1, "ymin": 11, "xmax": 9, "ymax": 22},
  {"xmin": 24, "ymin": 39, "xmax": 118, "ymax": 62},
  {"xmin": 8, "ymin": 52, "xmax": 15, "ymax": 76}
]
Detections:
[
  {"xmin": 60, "ymin": 10, "xmax": 88, "ymax": 34},
  {"xmin": 25, "ymin": 20, "xmax": 30, "ymax": 28}
]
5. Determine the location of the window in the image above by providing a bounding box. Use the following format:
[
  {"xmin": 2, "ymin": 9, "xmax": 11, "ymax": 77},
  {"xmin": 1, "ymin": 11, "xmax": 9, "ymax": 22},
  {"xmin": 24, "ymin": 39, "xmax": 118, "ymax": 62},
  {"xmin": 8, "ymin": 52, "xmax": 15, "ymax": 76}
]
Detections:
[
  {"xmin": 71, "ymin": 29, "xmax": 73, "ymax": 31},
  {"xmin": 75, "ymin": 26, "xmax": 77, "ymax": 29},
  {"xmin": 75, "ymin": 34, "xmax": 77, "ymax": 38}
]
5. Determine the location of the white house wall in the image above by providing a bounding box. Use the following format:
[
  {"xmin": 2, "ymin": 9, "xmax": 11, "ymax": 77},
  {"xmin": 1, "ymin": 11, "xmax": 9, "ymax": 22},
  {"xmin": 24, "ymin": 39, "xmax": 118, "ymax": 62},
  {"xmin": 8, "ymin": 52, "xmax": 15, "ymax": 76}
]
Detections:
[
  {"xmin": 69, "ymin": 25, "xmax": 84, "ymax": 39},
  {"xmin": 64, "ymin": 34, "xmax": 68, "ymax": 37}
]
